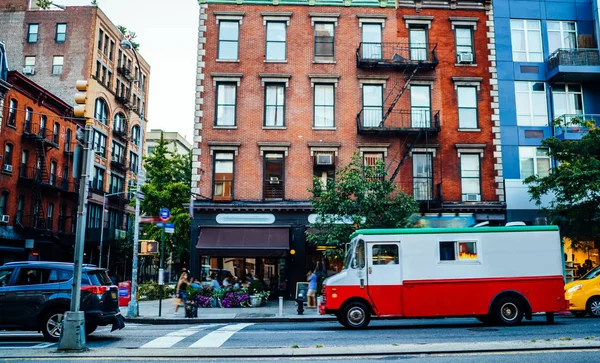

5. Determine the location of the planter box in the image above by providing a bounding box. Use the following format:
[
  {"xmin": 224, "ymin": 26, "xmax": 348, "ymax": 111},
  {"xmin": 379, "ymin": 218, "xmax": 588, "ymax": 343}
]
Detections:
[{"xmin": 184, "ymin": 300, "xmax": 198, "ymax": 318}]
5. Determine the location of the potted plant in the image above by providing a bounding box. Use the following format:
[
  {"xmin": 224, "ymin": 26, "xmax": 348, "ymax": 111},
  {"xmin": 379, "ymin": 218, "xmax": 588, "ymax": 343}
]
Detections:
[
  {"xmin": 212, "ymin": 287, "xmax": 227, "ymax": 307},
  {"xmin": 220, "ymin": 288, "xmax": 250, "ymax": 308},
  {"xmin": 196, "ymin": 284, "xmax": 214, "ymax": 308},
  {"xmin": 184, "ymin": 286, "xmax": 199, "ymax": 318},
  {"xmin": 248, "ymin": 280, "xmax": 265, "ymax": 307}
]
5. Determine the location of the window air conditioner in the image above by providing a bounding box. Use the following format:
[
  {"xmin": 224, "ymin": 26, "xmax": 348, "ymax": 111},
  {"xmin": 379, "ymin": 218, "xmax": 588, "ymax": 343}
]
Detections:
[
  {"xmin": 316, "ymin": 154, "xmax": 333, "ymax": 165},
  {"xmin": 463, "ymin": 193, "xmax": 481, "ymax": 202},
  {"xmin": 23, "ymin": 66, "xmax": 35, "ymax": 75},
  {"xmin": 2, "ymin": 164, "xmax": 12, "ymax": 173},
  {"xmin": 0, "ymin": 215, "xmax": 9, "ymax": 223},
  {"xmin": 457, "ymin": 53, "xmax": 474, "ymax": 64}
]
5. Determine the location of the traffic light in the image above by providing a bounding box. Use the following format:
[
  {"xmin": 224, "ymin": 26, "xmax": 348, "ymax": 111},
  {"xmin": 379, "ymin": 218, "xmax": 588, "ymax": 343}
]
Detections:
[{"xmin": 73, "ymin": 80, "xmax": 88, "ymax": 118}]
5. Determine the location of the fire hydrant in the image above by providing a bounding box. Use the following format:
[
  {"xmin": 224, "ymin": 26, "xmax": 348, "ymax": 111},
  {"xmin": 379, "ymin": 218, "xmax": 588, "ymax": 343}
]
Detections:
[{"xmin": 296, "ymin": 292, "xmax": 305, "ymax": 315}]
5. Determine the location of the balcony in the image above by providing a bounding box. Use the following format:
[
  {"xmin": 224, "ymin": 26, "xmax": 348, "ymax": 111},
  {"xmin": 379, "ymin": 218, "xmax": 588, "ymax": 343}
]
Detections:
[
  {"xmin": 117, "ymin": 66, "xmax": 133, "ymax": 81},
  {"xmin": 356, "ymin": 42, "xmax": 438, "ymax": 70},
  {"xmin": 112, "ymin": 127, "xmax": 128, "ymax": 140},
  {"xmin": 22, "ymin": 122, "xmax": 59, "ymax": 148},
  {"xmin": 397, "ymin": 182, "xmax": 442, "ymax": 210},
  {"xmin": 115, "ymin": 94, "xmax": 131, "ymax": 108},
  {"xmin": 110, "ymin": 154, "xmax": 127, "ymax": 170},
  {"xmin": 356, "ymin": 109, "xmax": 441, "ymax": 135},
  {"xmin": 547, "ymin": 48, "xmax": 600, "ymax": 82},
  {"xmin": 21, "ymin": 215, "xmax": 52, "ymax": 231},
  {"xmin": 553, "ymin": 114, "xmax": 600, "ymax": 141}
]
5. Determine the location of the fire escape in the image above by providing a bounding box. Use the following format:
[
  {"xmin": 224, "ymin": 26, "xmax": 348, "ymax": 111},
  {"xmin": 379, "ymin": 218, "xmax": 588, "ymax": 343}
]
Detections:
[{"xmin": 356, "ymin": 41, "xmax": 441, "ymax": 208}]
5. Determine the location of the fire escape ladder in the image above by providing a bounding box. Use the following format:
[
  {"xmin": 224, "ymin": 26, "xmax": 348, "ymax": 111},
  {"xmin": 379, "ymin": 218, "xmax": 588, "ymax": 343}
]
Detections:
[
  {"xmin": 388, "ymin": 130, "xmax": 423, "ymax": 183},
  {"xmin": 380, "ymin": 62, "xmax": 422, "ymax": 127}
]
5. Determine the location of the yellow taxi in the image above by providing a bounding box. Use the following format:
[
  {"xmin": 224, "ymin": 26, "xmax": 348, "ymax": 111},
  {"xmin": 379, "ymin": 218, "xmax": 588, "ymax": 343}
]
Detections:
[{"xmin": 565, "ymin": 266, "xmax": 600, "ymax": 317}]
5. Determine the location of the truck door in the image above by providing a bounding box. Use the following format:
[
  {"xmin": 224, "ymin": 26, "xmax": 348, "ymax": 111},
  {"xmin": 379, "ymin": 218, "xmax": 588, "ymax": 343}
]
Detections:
[{"xmin": 366, "ymin": 242, "xmax": 402, "ymax": 316}]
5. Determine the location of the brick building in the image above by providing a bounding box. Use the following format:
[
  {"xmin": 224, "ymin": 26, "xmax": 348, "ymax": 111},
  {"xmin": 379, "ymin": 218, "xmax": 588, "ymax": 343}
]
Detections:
[
  {"xmin": 0, "ymin": 0, "xmax": 151, "ymax": 266},
  {"xmin": 190, "ymin": 0, "xmax": 504, "ymax": 297},
  {"xmin": 0, "ymin": 71, "xmax": 81, "ymax": 264}
]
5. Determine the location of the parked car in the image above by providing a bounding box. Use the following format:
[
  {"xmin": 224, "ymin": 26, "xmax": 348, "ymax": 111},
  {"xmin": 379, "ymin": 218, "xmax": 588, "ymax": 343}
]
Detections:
[
  {"xmin": 0, "ymin": 261, "xmax": 125, "ymax": 341},
  {"xmin": 565, "ymin": 265, "xmax": 600, "ymax": 317}
]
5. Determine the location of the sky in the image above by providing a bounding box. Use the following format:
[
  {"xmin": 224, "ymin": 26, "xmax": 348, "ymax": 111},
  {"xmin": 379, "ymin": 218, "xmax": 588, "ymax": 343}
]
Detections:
[{"xmin": 58, "ymin": 0, "xmax": 200, "ymax": 143}]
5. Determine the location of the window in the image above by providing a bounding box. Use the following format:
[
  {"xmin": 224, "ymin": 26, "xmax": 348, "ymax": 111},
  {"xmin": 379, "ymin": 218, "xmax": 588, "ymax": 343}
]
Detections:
[
  {"xmin": 409, "ymin": 27, "xmax": 428, "ymax": 60},
  {"xmin": 109, "ymin": 40, "xmax": 114, "ymax": 61},
  {"xmin": 53, "ymin": 122, "xmax": 59, "ymax": 144},
  {"xmin": 47, "ymin": 202, "xmax": 54, "ymax": 229},
  {"xmin": 50, "ymin": 161, "xmax": 57, "ymax": 185},
  {"xmin": 520, "ymin": 147, "xmax": 550, "ymax": 179},
  {"xmin": 460, "ymin": 154, "xmax": 481, "ymax": 201},
  {"xmin": 101, "ymin": 66, "xmax": 106, "ymax": 84},
  {"xmin": 439, "ymin": 241, "xmax": 478, "ymax": 261},
  {"xmin": 413, "ymin": 153, "xmax": 433, "ymax": 200},
  {"xmin": 109, "ymin": 173, "xmax": 125, "ymax": 194},
  {"xmin": 548, "ymin": 21, "xmax": 577, "ymax": 54},
  {"xmin": 107, "ymin": 70, "xmax": 112, "ymax": 89},
  {"xmin": 98, "ymin": 29, "xmax": 103, "ymax": 50},
  {"xmin": 24, "ymin": 56, "xmax": 35, "ymax": 73},
  {"xmin": 16, "ymin": 196, "xmax": 25, "ymax": 224},
  {"xmin": 87, "ymin": 203, "xmax": 102, "ymax": 228},
  {"xmin": 103, "ymin": 34, "xmax": 109, "ymax": 55},
  {"xmin": 4, "ymin": 144, "xmax": 13, "ymax": 168},
  {"xmin": 215, "ymin": 83, "xmax": 237, "ymax": 126},
  {"xmin": 218, "ymin": 21, "xmax": 239, "ymax": 60},
  {"xmin": 25, "ymin": 107, "xmax": 32, "ymax": 131},
  {"xmin": 266, "ymin": 22, "xmax": 286, "ymax": 61},
  {"xmin": 515, "ymin": 82, "xmax": 548, "ymax": 126},
  {"xmin": 95, "ymin": 60, "xmax": 101, "ymax": 79},
  {"xmin": 263, "ymin": 152, "xmax": 284, "ymax": 200},
  {"xmin": 510, "ymin": 19, "xmax": 543, "ymax": 62},
  {"xmin": 52, "ymin": 56, "xmax": 63, "ymax": 75},
  {"xmin": 313, "ymin": 152, "xmax": 335, "ymax": 188},
  {"xmin": 0, "ymin": 192, "xmax": 7, "ymax": 216},
  {"xmin": 39, "ymin": 115, "xmax": 46, "ymax": 136},
  {"xmin": 147, "ymin": 146, "xmax": 156, "ymax": 155},
  {"xmin": 352, "ymin": 240, "xmax": 366, "ymax": 269},
  {"xmin": 62, "ymin": 165, "xmax": 69, "ymax": 189},
  {"xmin": 21, "ymin": 150, "xmax": 28, "ymax": 175},
  {"xmin": 410, "ymin": 85, "xmax": 431, "ymax": 127},
  {"xmin": 15, "ymin": 268, "xmax": 52, "ymax": 285},
  {"xmin": 92, "ymin": 166, "xmax": 104, "ymax": 190},
  {"xmin": 66, "ymin": 129, "xmax": 72, "ymax": 152},
  {"xmin": 108, "ymin": 209, "xmax": 122, "ymax": 231},
  {"xmin": 314, "ymin": 23, "xmax": 335, "ymax": 59},
  {"xmin": 27, "ymin": 24, "xmax": 39, "ymax": 43},
  {"xmin": 455, "ymin": 27, "xmax": 474, "ymax": 61},
  {"xmin": 93, "ymin": 131, "xmax": 107, "ymax": 157},
  {"xmin": 112, "ymin": 142, "xmax": 124, "ymax": 163},
  {"xmin": 361, "ymin": 23, "xmax": 382, "ymax": 59},
  {"xmin": 314, "ymin": 84, "xmax": 334, "ymax": 127},
  {"xmin": 129, "ymin": 152, "xmax": 139, "ymax": 173},
  {"xmin": 264, "ymin": 83, "xmax": 285, "ymax": 126},
  {"xmin": 372, "ymin": 244, "xmax": 399, "ymax": 265},
  {"xmin": 55, "ymin": 23, "xmax": 67, "ymax": 43},
  {"xmin": 8, "ymin": 99, "xmax": 17, "ymax": 126},
  {"xmin": 213, "ymin": 152, "xmax": 234, "ymax": 201},
  {"xmin": 457, "ymin": 86, "xmax": 478, "ymax": 128},
  {"xmin": 131, "ymin": 125, "xmax": 141, "ymax": 146},
  {"xmin": 552, "ymin": 83, "xmax": 583, "ymax": 118},
  {"xmin": 0, "ymin": 268, "xmax": 14, "ymax": 287},
  {"xmin": 362, "ymin": 85, "xmax": 383, "ymax": 127},
  {"xmin": 94, "ymin": 98, "xmax": 108, "ymax": 124},
  {"xmin": 113, "ymin": 113, "xmax": 125, "ymax": 132},
  {"xmin": 363, "ymin": 152, "xmax": 384, "ymax": 181}
]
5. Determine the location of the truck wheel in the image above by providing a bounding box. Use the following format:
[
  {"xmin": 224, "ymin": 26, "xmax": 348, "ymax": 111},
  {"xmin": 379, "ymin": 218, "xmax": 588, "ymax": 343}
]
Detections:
[
  {"xmin": 587, "ymin": 297, "xmax": 600, "ymax": 317},
  {"xmin": 85, "ymin": 324, "xmax": 98, "ymax": 336},
  {"xmin": 342, "ymin": 302, "xmax": 371, "ymax": 329},
  {"xmin": 571, "ymin": 311, "xmax": 587, "ymax": 318},
  {"xmin": 493, "ymin": 297, "xmax": 523, "ymax": 326},
  {"xmin": 40, "ymin": 309, "xmax": 65, "ymax": 341},
  {"xmin": 336, "ymin": 313, "xmax": 348, "ymax": 328}
]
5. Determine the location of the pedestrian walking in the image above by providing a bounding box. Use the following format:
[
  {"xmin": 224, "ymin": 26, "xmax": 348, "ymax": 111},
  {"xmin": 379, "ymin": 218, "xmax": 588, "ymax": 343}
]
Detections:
[
  {"xmin": 174, "ymin": 271, "xmax": 189, "ymax": 313},
  {"xmin": 306, "ymin": 269, "xmax": 317, "ymax": 308}
]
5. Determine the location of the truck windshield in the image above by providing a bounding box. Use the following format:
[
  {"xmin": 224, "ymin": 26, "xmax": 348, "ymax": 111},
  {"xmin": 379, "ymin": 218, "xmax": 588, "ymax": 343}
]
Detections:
[
  {"xmin": 580, "ymin": 266, "xmax": 600, "ymax": 280},
  {"xmin": 343, "ymin": 241, "xmax": 355, "ymax": 270},
  {"xmin": 352, "ymin": 239, "xmax": 365, "ymax": 269}
]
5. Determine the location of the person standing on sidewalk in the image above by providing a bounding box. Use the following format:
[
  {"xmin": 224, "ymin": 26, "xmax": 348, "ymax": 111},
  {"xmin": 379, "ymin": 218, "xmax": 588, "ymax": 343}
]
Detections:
[
  {"xmin": 307, "ymin": 269, "xmax": 317, "ymax": 308},
  {"xmin": 174, "ymin": 271, "xmax": 189, "ymax": 313}
]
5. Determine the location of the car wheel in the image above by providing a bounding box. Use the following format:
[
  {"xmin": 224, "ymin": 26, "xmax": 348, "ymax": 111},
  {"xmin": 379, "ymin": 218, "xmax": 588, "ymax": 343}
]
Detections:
[
  {"xmin": 571, "ymin": 311, "xmax": 587, "ymax": 318},
  {"xmin": 587, "ymin": 297, "xmax": 600, "ymax": 317},
  {"xmin": 40, "ymin": 309, "xmax": 65, "ymax": 341},
  {"xmin": 342, "ymin": 302, "xmax": 371, "ymax": 329},
  {"xmin": 85, "ymin": 324, "xmax": 98, "ymax": 336},
  {"xmin": 493, "ymin": 296, "xmax": 524, "ymax": 326}
]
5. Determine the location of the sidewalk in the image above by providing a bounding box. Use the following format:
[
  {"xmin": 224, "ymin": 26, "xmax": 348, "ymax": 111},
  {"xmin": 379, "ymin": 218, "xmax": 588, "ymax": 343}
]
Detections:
[{"xmin": 125, "ymin": 298, "xmax": 335, "ymax": 324}]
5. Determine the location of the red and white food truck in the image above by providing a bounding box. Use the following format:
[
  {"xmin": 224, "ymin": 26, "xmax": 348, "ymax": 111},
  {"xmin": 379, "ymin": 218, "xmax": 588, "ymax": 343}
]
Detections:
[{"xmin": 319, "ymin": 226, "xmax": 568, "ymax": 328}]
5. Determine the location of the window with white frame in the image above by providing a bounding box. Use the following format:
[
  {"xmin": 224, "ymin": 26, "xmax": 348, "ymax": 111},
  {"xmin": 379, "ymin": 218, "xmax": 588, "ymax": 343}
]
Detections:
[
  {"xmin": 413, "ymin": 153, "xmax": 433, "ymax": 201},
  {"xmin": 362, "ymin": 23, "xmax": 382, "ymax": 59},
  {"xmin": 218, "ymin": 21, "xmax": 239, "ymax": 61},
  {"xmin": 52, "ymin": 56, "xmax": 64, "ymax": 75},
  {"xmin": 314, "ymin": 84, "xmax": 335, "ymax": 127},
  {"xmin": 266, "ymin": 22, "xmax": 286, "ymax": 61},
  {"xmin": 55, "ymin": 23, "xmax": 67, "ymax": 43},
  {"xmin": 547, "ymin": 21, "xmax": 577, "ymax": 54},
  {"xmin": 264, "ymin": 83, "xmax": 285, "ymax": 127},
  {"xmin": 215, "ymin": 82, "xmax": 237, "ymax": 126},
  {"xmin": 409, "ymin": 27, "xmax": 428, "ymax": 61},
  {"xmin": 455, "ymin": 27, "xmax": 474, "ymax": 62},
  {"xmin": 213, "ymin": 152, "xmax": 234, "ymax": 201},
  {"xmin": 410, "ymin": 85, "xmax": 431, "ymax": 127},
  {"xmin": 552, "ymin": 83, "xmax": 583, "ymax": 118},
  {"xmin": 457, "ymin": 86, "xmax": 478, "ymax": 128},
  {"xmin": 314, "ymin": 23, "xmax": 335, "ymax": 60},
  {"xmin": 24, "ymin": 56, "xmax": 35, "ymax": 73},
  {"xmin": 460, "ymin": 154, "xmax": 481, "ymax": 201},
  {"xmin": 362, "ymin": 84, "xmax": 383, "ymax": 127},
  {"xmin": 93, "ymin": 131, "xmax": 107, "ymax": 157},
  {"xmin": 515, "ymin": 81, "xmax": 548, "ymax": 126},
  {"xmin": 519, "ymin": 147, "xmax": 550, "ymax": 179},
  {"xmin": 510, "ymin": 19, "xmax": 543, "ymax": 62}
]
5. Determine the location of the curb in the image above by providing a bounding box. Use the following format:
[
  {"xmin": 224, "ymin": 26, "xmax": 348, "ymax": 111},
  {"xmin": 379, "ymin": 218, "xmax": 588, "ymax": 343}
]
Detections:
[{"xmin": 125, "ymin": 316, "xmax": 336, "ymax": 324}]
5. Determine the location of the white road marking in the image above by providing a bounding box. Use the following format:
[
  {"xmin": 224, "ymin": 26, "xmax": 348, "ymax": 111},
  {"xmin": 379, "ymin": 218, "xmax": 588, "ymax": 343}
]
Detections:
[
  {"xmin": 31, "ymin": 342, "xmax": 56, "ymax": 349},
  {"xmin": 140, "ymin": 324, "xmax": 221, "ymax": 348},
  {"xmin": 189, "ymin": 323, "xmax": 254, "ymax": 348}
]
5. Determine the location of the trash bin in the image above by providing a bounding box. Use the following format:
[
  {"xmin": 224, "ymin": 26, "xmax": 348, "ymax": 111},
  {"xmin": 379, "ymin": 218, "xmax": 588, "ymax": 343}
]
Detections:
[{"xmin": 118, "ymin": 281, "xmax": 131, "ymax": 307}]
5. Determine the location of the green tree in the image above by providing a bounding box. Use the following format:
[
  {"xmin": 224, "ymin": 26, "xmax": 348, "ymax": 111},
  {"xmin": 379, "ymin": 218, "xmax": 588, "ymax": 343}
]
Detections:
[
  {"xmin": 36, "ymin": 0, "xmax": 53, "ymax": 9},
  {"xmin": 525, "ymin": 116, "xmax": 600, "ymax": 246},
  {"xmin": 140, "ymin": 133, "xmax": 192, "ymax": 263},
  {"xmin": 307, "ymin": 154, "xmax": 419, "ymax": 256}
]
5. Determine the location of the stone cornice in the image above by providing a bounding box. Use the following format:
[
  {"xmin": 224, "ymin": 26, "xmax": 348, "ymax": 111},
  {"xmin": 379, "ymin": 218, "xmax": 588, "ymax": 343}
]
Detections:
[{"xmin": 198, "ymin": 0, "xmax": 489, "ymax": 10}]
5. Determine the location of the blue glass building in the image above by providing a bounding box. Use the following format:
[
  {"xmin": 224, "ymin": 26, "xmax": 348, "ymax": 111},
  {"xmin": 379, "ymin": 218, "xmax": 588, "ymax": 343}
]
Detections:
[{"xmin": 494, "ymin": 0, "xmax": 600, "ymax": 223}]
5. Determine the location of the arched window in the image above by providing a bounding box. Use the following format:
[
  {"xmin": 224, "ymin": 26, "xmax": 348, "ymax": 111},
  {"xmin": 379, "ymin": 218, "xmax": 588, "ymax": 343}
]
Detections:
[
  {"xmin": 131, "ymin": 125, "xmax": 140, "ymax": 146},
  {"xmin": 113, "ymin": 113, "xmax": 126, "ymax": 133},
  {"xmin": 8, "ymin": 99, "xmax": 17, "ymax": 126},
  {"xmin": 94, "ymin": 98, "xmax": 109, "ymax": 124}
]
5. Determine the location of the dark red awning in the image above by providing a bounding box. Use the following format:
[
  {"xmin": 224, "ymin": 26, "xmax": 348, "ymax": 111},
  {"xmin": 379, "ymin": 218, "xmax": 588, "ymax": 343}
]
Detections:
[{"xmin": 196, "ymin": 227, "xmax": 290, "ymax": 257}]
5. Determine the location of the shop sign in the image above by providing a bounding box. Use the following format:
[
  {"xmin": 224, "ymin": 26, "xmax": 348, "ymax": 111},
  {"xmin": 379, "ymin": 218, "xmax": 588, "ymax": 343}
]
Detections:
[{"xmin": 216, "ymin": 213, "xmax": 275, "ymax": 224}]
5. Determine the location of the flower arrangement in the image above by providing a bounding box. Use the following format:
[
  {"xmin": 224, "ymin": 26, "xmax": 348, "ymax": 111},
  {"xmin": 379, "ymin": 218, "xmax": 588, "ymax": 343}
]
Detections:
[
  {"xmin": 220, "ymin": 289, "xmax": 250, "ymax": 308},
  {"xmin": 196, "ymin": 295, "xmax": 212, "ymax": 308}
]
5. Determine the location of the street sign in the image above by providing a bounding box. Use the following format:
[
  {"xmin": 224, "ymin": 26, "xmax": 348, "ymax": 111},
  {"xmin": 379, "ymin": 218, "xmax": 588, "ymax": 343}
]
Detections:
[
  {"xmin": 165, "ymin": 227, "xmax": 175, "ymax": 234},
  {"xmin": 140, "ymin": 216, "xmax": 160, "ymax": 223},
  {"xmin": 159, "ymin": 208, "xmax": 170, "ymax": 222},
  {"xmin": 155, "ymin": 223, "xmax": 174, "ymax": 228}
]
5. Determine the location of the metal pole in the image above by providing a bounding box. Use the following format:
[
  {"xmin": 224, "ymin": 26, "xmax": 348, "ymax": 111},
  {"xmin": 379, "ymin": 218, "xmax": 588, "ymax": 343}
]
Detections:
[
  {"xmin": 99, "ymin": 194, "xmax": 106, "ymax": 268},
  {"xmin": 58, "ymin": 118, "xmax": 94, "ymax": 350},
  {"xmin": 127, "ymin": 47, "xmax": 144, "ymax": 318},
  {"xmin": 158, "ymin": 223, "xmax": 165, "ymax": 317}
]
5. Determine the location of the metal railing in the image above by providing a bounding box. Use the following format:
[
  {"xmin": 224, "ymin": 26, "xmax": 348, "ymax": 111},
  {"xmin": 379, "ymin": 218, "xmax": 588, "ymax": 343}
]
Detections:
[
  {"xmin": 357, "ymin": 42, "xmax": 438, "ymax": 68},
  {"xmin": 19, "ymin": 166, "xmax": 78, "ymax": 192},
  {"xmin": 548, "ymin": 48, "xmax": 600, "ymax": 71},
  {"xmin": 397, "ymin": 182, "xmax": 442, "ymax": 204},
  {"xmin": 263, "ymin": 180, "xmax": 284, "ymax": 200},
  {"xmin": 357, "ymin": 109, "xmax": 441, "ymax": 134},
  {"xmin": 553, "ymin": 114, "xmax": 600, "ymax": 138},
  {"xmin": 111, "ymin": 154, "xmax": 127, "ymax": 169},
  {"xmin": 22, "ymin": 122, "xmax": 58, "ymax": 145}
]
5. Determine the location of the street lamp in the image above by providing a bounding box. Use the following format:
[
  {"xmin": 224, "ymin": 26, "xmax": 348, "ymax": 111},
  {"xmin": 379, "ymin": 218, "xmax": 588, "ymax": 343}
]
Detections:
[
  {"xmin": 121, "ymin": 38, "xmax": 145, "ymax": 318},
  {"xmin": 99, "ymin": 190, "xmax": 130, "ymax": 269}
]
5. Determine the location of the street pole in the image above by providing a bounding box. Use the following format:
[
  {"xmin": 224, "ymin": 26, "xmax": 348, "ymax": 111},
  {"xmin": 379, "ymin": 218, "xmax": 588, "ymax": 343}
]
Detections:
[
  {"xmin": 122, "ymin": 39, "xmax": 144, "ymax": 318},
  {"xmin": 99, "ymin": 195, "xmax": 106, "ymax": 269},
  {"xmin": 158, "ymin": 222, "xmax": 165, "ymax": 317},
  {"xmin": 59, "ymin": 116, "xmax": 94, "ymax": 350}
]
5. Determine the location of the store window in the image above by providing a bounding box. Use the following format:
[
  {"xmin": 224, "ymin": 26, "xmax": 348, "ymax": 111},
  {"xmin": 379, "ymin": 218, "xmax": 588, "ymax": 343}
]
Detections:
[
  {"xmin": 213, "ymin": 152, "xmax": 234, "ymax": 201},
  {"xmin": 263, "ymin": 153, "xmax": 284, "ymax": 200},
  {"xmin": 439, "ymin": 241, "xmax": 478, "ymax": 261}
]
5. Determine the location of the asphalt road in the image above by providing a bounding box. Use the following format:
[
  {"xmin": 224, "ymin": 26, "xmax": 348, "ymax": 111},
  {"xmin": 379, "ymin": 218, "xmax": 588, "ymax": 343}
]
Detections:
[{"xmin": 1, "ymin": 315, "xmax": 599, "ymax": 361}]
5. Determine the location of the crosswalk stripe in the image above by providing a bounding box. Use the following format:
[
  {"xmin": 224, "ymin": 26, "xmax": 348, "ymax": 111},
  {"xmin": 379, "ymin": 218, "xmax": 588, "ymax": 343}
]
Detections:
[
  {"xmin": 189, "ymin": 323, "xmax": 254, "ymax": 348},
  {"xmin": 140, "ymin": 324, "xmax": 221, "ymax": 348}
]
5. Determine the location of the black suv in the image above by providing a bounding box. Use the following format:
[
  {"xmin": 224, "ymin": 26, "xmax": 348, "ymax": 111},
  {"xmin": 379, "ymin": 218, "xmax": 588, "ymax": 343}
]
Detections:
[{"xmin": 0, "ymin": 261, "xmax": 125, "ymax": 341}]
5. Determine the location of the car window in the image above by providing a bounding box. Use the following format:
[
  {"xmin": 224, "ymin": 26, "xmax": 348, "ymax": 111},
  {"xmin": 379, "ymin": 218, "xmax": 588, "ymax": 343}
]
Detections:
[
  {"xmin": 0, "ymin": 268, "xmax": 14, "ymax": 287},
  {"xmin": 15, "ymin": 268, "xmax": 53, "ymax": 285},
  {"xmin": 86, "ymin": 270, "xmax": 112, "ymax": 286}
]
